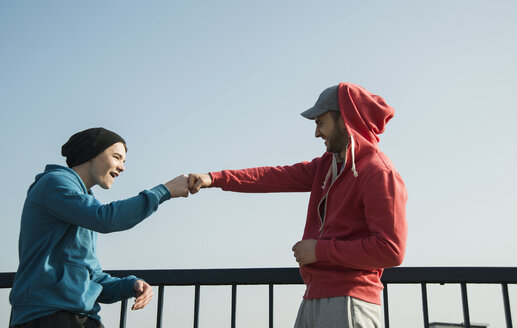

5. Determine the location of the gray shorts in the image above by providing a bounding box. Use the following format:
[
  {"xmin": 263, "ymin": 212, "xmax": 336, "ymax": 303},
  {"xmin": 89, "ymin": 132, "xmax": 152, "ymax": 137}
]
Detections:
[{"xmin": 294, "ymin": 296, "xmax": 382, "ymax": 328}]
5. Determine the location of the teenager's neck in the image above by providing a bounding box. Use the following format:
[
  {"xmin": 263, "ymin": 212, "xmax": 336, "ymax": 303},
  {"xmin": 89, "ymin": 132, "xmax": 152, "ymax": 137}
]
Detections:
[{"xmin": 71, "ymin": 164, "xmax": 94, "ymax": 190}]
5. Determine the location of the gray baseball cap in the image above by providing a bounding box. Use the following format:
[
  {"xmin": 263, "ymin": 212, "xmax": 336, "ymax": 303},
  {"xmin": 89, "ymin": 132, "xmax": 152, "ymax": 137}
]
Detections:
[{"xmin": 300, "ymin": 85, "xmax": 339, "ymax": 119}]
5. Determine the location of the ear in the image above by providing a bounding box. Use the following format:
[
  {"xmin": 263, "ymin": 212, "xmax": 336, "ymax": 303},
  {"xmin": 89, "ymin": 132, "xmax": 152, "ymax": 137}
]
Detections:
[
  {"xmin": 337, "ymin": 117, "xmax": 349, "ymax": 139},
  {"xmin": 337, "ymin": 117, "xmax": 345, "ymax": 129}
]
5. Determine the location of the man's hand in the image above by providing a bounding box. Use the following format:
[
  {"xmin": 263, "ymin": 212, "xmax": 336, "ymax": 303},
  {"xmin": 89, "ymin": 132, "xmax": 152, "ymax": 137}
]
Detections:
[
  {"xmin": 164, "ymin": 175, "xmax": 189, "ymax": 198},
  {"xmin": 132, "ymin": 280, "xmax": 153, "ymax": 310},
  {"xmin": 292, "ymin": 239, "xmax": 318, "ymax": 266},
  {"xmin": 188, "ymin": 173, "xmax": 212, "ymax": 194}
]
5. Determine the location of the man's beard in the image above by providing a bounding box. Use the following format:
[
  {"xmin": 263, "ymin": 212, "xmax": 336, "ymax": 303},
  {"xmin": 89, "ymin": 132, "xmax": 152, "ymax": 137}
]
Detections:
[{"xmin": 326, "ymin": 129, "xmax": 348, "ymax": 153}]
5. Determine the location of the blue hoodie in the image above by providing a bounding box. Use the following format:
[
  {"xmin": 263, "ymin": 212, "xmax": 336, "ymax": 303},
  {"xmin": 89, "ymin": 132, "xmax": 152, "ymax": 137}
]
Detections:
[{"xmin": 9, "ymin": 165, "xmax": 171, "ymax": 325}]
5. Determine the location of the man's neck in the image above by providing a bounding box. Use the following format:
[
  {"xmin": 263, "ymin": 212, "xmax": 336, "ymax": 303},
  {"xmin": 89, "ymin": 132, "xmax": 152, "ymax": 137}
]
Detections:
[
  {"xmin": 335, "ymin": 140, "xmax": 350, "ymax": 162},
  {"xmin": 335, "ymin": 152, "xmax": 345, "ymax": 162}
]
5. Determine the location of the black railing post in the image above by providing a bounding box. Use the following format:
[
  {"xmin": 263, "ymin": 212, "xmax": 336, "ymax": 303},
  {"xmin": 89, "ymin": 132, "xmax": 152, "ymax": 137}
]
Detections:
[
  {"xmin": 421, "ymin": 283, "xmax": 430, "ymax": 328},
  {"xmin": 502, "ymin": 283, "xmax": 513, "ymax": 328},
  {"xmin": 383, "ymin": 283, "xmax": 390, "ymax": 328},
  {"xmin": 156, "ymin": 285, "xmax": 164, "ymax": 328},
  {"xmin": 269, "ymin": 283, "xmax": 274, "ymax": 328},
  {"xmin": 460, "ymin": 282, "xmax": 471, "ymax": 328},
  {"xmin": 119, "ymin": 299, "xmax": 128, "ymax": 328},
  {"xmin": 193, "ymin": 285, "xmax": 200, "ymax": 328},
  {"xmin": 231, "ymin": 284, "xmax": 237, "ymax": 328}
]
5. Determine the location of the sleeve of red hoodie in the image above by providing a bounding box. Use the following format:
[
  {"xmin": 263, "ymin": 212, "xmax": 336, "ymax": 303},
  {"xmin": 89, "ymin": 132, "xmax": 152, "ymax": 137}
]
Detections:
[
  {"xmin": 316, "ymin": 168, "xmax": 408, "ymax": 270},
  {"xmin": 209, "ymin": 158, "xmax": 318, "ymax": 193}
]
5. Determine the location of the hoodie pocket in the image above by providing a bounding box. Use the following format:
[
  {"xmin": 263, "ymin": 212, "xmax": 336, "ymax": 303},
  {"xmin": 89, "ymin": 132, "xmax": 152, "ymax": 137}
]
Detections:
[{"xmin": 47, "ymin": 262, "xmax": 102, "ymax": 312}]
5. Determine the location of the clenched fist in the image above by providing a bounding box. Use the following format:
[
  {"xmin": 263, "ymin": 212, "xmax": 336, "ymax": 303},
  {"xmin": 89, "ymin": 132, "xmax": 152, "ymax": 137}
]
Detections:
[
  {"xmin": 188, "ymin": 173, "xmax": 212, "ymax": 194},
  {"xmin": 164, "ymin": 175, "xmax": 189, "ymax": 198},
  {"xmin": 292, "ymin": 239, "xmax": 317, "ymax": 266}
]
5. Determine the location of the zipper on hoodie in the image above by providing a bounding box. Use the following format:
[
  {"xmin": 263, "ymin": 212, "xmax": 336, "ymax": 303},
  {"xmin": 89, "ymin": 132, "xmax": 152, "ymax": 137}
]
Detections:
[
  {"xmin": 305, "ymin": 276, "xmax": 312, "ymax": 298},
  {"xmin": 318, "ymin": 156, "xmax": 346, "ymax": 237},
  {"xmin": 317, "ymin": 195, "xmax": 327, "ymax": 236}
]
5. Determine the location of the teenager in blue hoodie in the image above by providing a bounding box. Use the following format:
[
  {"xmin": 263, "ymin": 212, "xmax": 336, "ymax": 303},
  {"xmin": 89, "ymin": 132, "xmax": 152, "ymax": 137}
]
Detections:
[{"xmin": 9, "ymin": 127, "xmax": 189, "ymax": 328}]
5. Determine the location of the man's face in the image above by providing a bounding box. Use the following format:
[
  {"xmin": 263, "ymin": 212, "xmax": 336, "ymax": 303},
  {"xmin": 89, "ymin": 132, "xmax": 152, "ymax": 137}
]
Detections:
[
  {"xmin": 88, "ymin": 142, "xmax": 126, "ymax": 189},
  {"xmin": 314, "ymin": 111, "xmax": 348, "ymax": 154}
]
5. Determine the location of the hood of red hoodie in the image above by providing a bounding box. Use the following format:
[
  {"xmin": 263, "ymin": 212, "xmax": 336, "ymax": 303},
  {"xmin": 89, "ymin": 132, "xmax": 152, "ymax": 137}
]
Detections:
[{"xmin": 337, "ymin": 83, "xmax": 394, "ymax": 171}]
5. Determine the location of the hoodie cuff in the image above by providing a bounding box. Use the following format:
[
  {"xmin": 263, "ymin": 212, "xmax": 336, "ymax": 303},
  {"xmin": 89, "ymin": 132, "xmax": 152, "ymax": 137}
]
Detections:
[
  {"xmin": 152, "ymin": 184, "xmax": 171, "ymax": 204},
  {"xmin": 125, "ymin": 275, "xmax": 139, "ymax": 298},
  {"xmin": 316, "ymin": 239, "xmax": 331, "ymax": 262},
  {"xmin": 208, "ymin": 172, "xmax": 221, "ymax": 187}
]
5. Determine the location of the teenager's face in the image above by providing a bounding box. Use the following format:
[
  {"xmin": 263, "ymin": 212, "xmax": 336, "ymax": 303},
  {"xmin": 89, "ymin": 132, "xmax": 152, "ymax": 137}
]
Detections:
[
  {"xmin": 314, "ymin": 111, "xmax": 348, "ymax": 154},
  {"xmin": 89, "ymin": 142, "xmax": 126, "ymax": 189}
]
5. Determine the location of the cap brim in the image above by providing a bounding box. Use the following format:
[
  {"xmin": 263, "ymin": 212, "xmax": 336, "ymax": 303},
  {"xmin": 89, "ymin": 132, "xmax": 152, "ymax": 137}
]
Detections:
[{"xmin": 300, "ymin": 106, "xmax": 329, "ymax": 119}]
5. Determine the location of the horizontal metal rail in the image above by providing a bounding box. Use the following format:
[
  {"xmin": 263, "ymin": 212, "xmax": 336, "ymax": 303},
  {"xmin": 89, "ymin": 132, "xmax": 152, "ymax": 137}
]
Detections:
[
  {"xmin": 3, "ymin": 267, "xmax": 517, "ymax": 288},
  {"xmin": 2, "ymin": 267, "xmax": 516, "ymax": 328}
]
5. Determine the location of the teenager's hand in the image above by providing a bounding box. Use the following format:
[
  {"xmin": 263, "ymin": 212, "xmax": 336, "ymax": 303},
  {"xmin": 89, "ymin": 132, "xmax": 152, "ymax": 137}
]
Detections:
[
  {"xmin": 132, "ymin": 280, "xmax": 153, "ymax": 310},
  {"xmin": 188, "ymin": 173, "xmax": 212, "ymax": 194},
  {"xmin": 292, "ymin": 239, "xmax": 318, "ymax": 266},
  {"xmin": 164, "ymin": 175, "xmax": 189, "ymax": 198}
]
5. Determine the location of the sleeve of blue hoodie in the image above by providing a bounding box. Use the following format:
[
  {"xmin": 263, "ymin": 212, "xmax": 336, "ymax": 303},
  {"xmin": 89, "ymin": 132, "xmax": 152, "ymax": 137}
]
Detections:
[
  {"xmin": 43, "ymin": 172, "xmax": 171, "ymax": 233},
  {"xmin": 91, "ymin": 267, "xmax": 139, "ymax": 304}
]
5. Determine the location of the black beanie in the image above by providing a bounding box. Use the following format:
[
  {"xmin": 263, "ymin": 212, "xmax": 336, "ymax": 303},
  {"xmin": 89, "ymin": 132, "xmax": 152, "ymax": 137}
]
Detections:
[{"xmin": 61, "ymin": 127, "xmax": 127, "ymax": 168}]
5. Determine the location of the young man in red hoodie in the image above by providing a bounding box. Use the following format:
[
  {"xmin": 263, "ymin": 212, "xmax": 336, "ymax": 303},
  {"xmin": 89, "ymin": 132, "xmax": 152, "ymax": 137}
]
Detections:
[{"xmin": 188, "ymin": 83, "xmax": 407, "ymax": 327}]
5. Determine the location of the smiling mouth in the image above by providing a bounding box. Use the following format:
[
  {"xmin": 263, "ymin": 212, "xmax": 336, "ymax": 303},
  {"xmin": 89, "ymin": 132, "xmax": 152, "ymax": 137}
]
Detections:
[{"xmin": 110, "ymin": 172, "xmax": 118, "ymax": 179}]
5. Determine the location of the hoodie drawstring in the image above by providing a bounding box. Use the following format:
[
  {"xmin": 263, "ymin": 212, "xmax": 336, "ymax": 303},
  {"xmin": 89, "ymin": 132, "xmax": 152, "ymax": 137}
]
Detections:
[{"xmin": 350, "ymin": 134, "xmax": 358, "ymax": 178}]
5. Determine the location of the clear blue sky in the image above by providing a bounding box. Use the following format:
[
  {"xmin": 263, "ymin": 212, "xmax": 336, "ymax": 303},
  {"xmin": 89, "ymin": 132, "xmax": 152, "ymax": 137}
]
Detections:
[{"xmin": 1, "ymin": 1, "xmax": 516, "ymax": 327}]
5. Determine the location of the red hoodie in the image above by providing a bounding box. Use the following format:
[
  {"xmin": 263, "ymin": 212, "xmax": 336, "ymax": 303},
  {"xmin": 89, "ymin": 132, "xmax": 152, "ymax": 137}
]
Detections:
[{"xmin": 210, "ymin": 82, "xmax": 407, "ymax": 305}]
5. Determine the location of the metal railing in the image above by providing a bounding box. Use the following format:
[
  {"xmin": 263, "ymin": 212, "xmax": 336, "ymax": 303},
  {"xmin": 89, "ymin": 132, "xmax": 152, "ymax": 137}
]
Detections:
[{"xmin": 2, "ymin": 267, "xmax": 516, "ymax": 328}]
